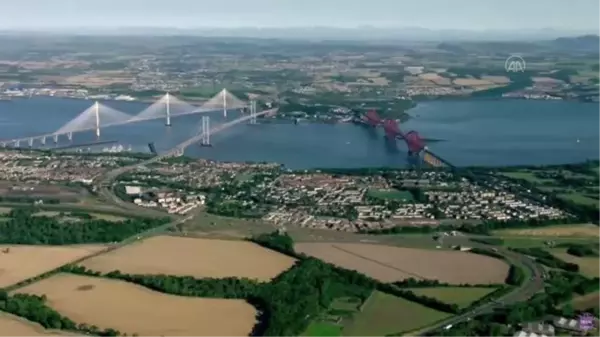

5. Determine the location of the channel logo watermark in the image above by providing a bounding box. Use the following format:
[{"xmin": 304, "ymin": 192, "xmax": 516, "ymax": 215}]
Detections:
[
  {"xmin": 579, "ymin": 312, "xmax": 596, "ymax": 332},
  {"xmin": 505, "ymin": 54, "xmax": 526, "ymax": 73}
]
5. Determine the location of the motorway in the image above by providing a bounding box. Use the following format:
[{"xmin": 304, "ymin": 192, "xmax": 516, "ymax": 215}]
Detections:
[{"xmin": 416, "ymin": 242, "xmax": 546, "ymax": 335}]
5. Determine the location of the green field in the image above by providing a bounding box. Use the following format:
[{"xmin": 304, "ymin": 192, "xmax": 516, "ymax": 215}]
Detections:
[
  {"xmin": 500, "ymin": 166, "xmax": 599, "ymax": 209},
  {"xmin": 367, "ymin": 189, "xmax": 414, "ymax": 202},
  {"xmin": 342, "ymin": 291, "xmax": 451, "ymax": 336},
  {"xmin": 407, "ymin": 287, "xmax": 497, "ymax": 309},
  {"xmin": 303, "ymin": 322, "xmax": 343, "ymax": 336},
  {"xmin": 557, "ymin": 193, "xmax": 599, "ymax": 207},
  {"xmin": 501, "ymin": 171, "xmax": 552, "ymax": 184}
]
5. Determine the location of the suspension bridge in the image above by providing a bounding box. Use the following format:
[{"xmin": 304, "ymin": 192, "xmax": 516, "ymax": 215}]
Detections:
[{"xmin": 0, "ymin": 88, "xmax": 258, "ymax": 148}]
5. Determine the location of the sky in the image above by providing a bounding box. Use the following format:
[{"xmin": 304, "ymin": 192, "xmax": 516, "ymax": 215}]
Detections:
[{"xmin": 0, "ymin": 0, "xmax": 598, "ymax": 31}]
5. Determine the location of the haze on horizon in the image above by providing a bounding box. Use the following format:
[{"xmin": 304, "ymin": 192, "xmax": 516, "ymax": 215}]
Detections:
[{"xmin": 0, "ymin": 0, "xmax": 598, "ymax": 32}]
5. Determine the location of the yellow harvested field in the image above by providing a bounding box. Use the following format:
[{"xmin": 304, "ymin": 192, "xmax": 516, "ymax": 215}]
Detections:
[
  {"xmin": 418, "ymin": 73, "xmax": 451, "ymax": 85},
  {"xmin": 16, "ymin": 274, "xmax": 257, "ymax": 336},
  {"xmin": 551, "ymin": 249, "xmax": 599, "ymax": 278},
  {"xmin": 81, "ymin": 236, "xmax": 296, "ymax": 281},
  {"xmin": 532, "ymin": 76, "xmax": 564, "ymax": 84},
  {"xmin": 481, "ymin": 75, "xmax": 511, "ymax": 84},
  {"xmin": 0, "ymin": 312, "xmax": 74, "ymax": 336},
  {"xmin": 295, "ymin": 243, "xmax": 508, "ymax": 284},
  {"xmin": 494, "ymin": 224, "xmax": 599, "ymax": 237},
  {"xmin": 453, "ymin": 78, "xmax": 494, "ymax": 86},
  {"xmin": 64, "ymin": 72, "xmax": 135, "ymax": 87},
  {"xmin": 0, "ymin": 245, "xmax": 106, "ymax": 288}
]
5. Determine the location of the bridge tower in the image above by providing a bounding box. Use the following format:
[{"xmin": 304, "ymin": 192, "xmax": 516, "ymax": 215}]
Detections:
[
  {"xmin": 15, "ymin": 140, "xmax": 20, "ymax": 147},
  {"xmin": 41, "ymin": 136, "xmax": 46, "ymax": 145},
  {"xmin": 165, "ymin": 92, "xmax": 171, "ymax": 126},
  {"xmin": 94, "ymin": 101, "xmax": 101, "ymax": 138},
  {"xmin": 68, "ymin": 132, "xmax": 73, "ymax": 142},
  {"xmin": 222, "ymin": 88, "xmax": 227, "ymax": 118},
  {"xmin": 28, "ymin": 138, "xmax": 33, "ymax": 147},
  {"xmin": 201, "ymin": 115, "xmax": 211, "ymax": 146},
  {"xmin": 249, "ymin": 100, "xmax": 257, "ymax": 124},
  {"xmin": 53, "ymin": 134, "xmax": 59, "ymax": 143}
]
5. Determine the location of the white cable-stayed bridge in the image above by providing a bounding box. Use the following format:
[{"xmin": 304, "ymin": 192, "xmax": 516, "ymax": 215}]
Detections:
[{"xmin": 0, "ymin": 88, "xmax": 262, "ymax": 148}]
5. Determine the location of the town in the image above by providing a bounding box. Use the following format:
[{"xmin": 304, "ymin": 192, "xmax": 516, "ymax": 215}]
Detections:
[{"xmin": 0, "ymin": 149, "xmax": 568, "ymax": 231}]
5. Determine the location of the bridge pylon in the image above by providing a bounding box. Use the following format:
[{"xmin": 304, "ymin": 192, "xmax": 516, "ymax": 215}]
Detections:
[
  {"xmin": 222, "ymin": 89, "xmax": 228, "ymax": 118},
  {"xmin": 94, "ymin": 101, "xmax": 101, "ymax": 138},
  {"xmin": 53, "ymin": 134, "xmax": 59, "ymax": 143},
  {"xmin": 165, "ymin": 92, "xmax": 171, "ymax": 126},
  {"xmin": 68, "ymin": 132, "xmax": 73, "ymax": 142},
  {"xmin": 28, "ymin": 138, "xmax": 33, "ymax": 147}
]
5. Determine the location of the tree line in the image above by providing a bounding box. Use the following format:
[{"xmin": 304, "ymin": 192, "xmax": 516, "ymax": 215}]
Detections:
[
  {"xmin": 0, "ymin": 208, "xmax": 169, "ymax": 245},
  {"xmin": 0, "ymin": 293, "xmax": 123, "ymax": 336},
  {"xmin": 360, "ymin": 216, "xmax": 582, "ymax": 236}
]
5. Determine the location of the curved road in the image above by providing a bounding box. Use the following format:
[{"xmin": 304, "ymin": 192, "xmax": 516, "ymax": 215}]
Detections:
[
  {"xmin": 416, "ymin": 242, "xmax": 545, "ymax": 335},
  {"xmin": 95, "ymin": 109, "xmax": 279, "ymax": 220}
]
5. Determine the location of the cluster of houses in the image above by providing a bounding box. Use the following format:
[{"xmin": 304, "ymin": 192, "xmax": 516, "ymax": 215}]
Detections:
[{"xmin": 514, "ymin": 315, "xmax": 598, "ymax": 337}]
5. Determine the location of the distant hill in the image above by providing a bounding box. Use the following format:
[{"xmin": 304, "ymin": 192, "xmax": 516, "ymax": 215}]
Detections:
[{"xmin": 551, "ymin": 34, "xmax": 599, "ymax": 52}]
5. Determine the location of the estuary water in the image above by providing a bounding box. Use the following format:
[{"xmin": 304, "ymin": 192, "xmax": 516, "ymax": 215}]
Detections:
[{"xmin": 0, "ymin": 97, "xmax": 597, "ymax": 169}]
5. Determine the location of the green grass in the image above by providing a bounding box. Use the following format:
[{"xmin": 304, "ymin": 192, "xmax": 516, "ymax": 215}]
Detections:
[
  {"xmin": 342, "ymin": 291, "xmax": 451, "ymax": 336},
  {"xmin": 501, "ymin": 171, "xmax": 552, "ymax": 184},
  {"xmin": 407, "ymin": 287, "xmax": 498, "ymax": 309},
  {"xmin": 330, "ymin": 297, "xmax": 361, "ymax": 312},
  {"xmin": 303, "ymin": 322, "xmax": 343, "ymax": 336},
  {"xmin": 558, "ymin": 193, "xmax": 599, "ymax": 207},
  {"xmin": 367, "ymin": 189, "xmax": 414, "ymax": 202}
]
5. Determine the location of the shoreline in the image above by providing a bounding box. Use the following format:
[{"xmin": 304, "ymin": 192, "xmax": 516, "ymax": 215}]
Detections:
[{"xmin": 6, "ymin": 147, "xmax": 598, "ymax": 172}]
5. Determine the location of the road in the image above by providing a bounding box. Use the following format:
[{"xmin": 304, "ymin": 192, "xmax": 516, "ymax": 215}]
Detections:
[{"xmin": 416, "ymin": 242, "xmax": 545, "ymax": 335}]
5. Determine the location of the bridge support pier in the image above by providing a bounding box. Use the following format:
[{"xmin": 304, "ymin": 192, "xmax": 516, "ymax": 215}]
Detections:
[
  {"xmin": 67, "ymin": 132, "xmax": 73, "ymax": 141},
  {"xmin": 249, "ymin": 100, "xmax": 257, "ymax": 124},
  {"xmin": 41, "ymin": 136, "xmax": 46, "ymax": 145},
  {"xmin": 15, "ymin": 140, "xmax": 20, "ymax": 147},
  {"xmin": 222, "ymin": 88, "xmax": 227, "ymax": 118},
  {"xmin": 53, "ymin": 134, "xmax": 58, "ymax": 143},
  {"xmin": 201, "ymin": 116, "xmax": 211, "ymax": 146},
  {"xmin": 165, "ymin": 92, "xmax": 171, "ymax": 126},
  {"xmin": 28, "ymin": 138, "xmax": 33, "ymax": 147}
]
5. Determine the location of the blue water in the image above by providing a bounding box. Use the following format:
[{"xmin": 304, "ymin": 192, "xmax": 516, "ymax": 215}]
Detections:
[{"xmin": 0, "ymin": 97, "xmax": 597, "ymax": 169}]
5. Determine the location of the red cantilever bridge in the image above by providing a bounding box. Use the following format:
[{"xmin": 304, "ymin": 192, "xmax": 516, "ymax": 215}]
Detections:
[{"xmin": 364, "ymin": 109, "xmax": 449, "ymax": 168}]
